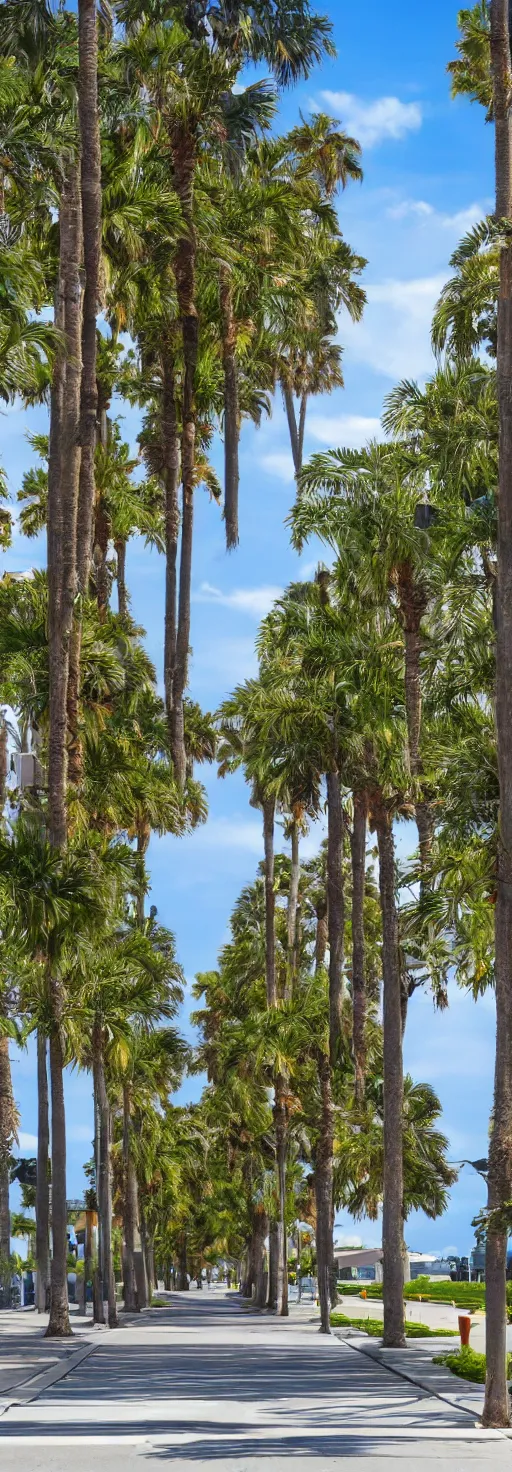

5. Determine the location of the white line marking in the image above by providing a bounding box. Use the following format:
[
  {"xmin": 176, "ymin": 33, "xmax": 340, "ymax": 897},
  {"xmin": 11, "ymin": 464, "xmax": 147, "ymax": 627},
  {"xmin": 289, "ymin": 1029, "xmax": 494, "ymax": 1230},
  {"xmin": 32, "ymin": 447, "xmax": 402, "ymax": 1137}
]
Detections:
[{"xmin": 0, "ymin": 1426, "xmax": 506, "ymax": 1445}]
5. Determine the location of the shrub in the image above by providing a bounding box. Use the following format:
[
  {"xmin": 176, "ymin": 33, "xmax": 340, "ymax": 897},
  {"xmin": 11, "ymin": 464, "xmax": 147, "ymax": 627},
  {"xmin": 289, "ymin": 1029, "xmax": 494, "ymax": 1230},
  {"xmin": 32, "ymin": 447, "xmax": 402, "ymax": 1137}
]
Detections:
[
  {"xmin": 337, "ymin": 1282, "xmax": 366, "ymax": 1295},
  {"xmin": 433, "ymin": 1347, "xmax": 512, "ymax": 1384},
  {"xmin": 330, "ymin": 1311, "xmax": 458, "ymax": 1338}
]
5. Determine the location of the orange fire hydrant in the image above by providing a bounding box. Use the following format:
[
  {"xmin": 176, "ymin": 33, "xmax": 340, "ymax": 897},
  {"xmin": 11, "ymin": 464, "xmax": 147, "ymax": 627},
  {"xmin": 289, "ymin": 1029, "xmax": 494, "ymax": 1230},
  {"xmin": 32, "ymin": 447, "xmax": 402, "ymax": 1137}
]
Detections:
[
  {"xmin": 458, "ymin": 1313, "xmax": 472, "ymax": 1347},
  {"xmin": 361, "ymin": 1289, "xmax": 367, "ymax": 1300}
]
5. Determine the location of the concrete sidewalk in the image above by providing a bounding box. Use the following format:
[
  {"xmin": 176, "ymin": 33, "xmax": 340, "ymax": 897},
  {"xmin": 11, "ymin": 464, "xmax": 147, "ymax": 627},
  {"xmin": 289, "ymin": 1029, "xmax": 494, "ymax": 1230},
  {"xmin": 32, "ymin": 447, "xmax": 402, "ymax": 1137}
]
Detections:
[
  {"xmin": 0, "ymin": 1290, "xmax": 508, "ymax": 1469},
  {"xmin": 0, "ymin": 1306, "xmax": 108, "ymax": 1403}
]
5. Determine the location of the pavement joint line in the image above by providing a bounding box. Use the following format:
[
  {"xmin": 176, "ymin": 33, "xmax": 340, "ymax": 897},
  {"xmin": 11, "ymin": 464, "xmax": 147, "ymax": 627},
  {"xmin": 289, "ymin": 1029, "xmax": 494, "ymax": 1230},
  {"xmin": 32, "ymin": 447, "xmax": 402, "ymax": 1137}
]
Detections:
[{"xmin": 337, "ymin": 1332, "xmax": 498, "ymax": 1433}]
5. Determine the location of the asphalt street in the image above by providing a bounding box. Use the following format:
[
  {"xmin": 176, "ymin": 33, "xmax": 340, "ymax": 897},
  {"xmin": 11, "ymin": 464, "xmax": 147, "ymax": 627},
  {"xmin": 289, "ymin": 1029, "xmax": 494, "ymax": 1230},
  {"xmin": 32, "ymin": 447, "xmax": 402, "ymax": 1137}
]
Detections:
[{"xmin": 0, "ymin": 1290, "xmax": 510, "ymax": 1470}]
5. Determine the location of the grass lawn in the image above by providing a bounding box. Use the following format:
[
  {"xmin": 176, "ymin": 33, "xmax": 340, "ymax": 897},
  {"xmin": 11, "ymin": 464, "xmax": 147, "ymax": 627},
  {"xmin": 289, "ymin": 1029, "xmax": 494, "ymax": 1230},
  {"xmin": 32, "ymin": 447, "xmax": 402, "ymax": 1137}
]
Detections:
[{"xmin": 331, "ymin": 1311, "xmax": 459, "ymax": 1338}]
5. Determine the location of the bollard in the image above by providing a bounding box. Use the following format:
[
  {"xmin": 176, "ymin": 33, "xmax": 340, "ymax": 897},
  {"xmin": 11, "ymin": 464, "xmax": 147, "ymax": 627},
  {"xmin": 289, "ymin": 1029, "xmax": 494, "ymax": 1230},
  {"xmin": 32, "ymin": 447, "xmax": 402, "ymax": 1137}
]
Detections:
[
  {"xmin": 361, "ymin": 1289, "xmax": 367, "ymax": 1300},
  {"xmin": 458, "ymin": 1313, "xmax": 471, "ymax": 1347}
]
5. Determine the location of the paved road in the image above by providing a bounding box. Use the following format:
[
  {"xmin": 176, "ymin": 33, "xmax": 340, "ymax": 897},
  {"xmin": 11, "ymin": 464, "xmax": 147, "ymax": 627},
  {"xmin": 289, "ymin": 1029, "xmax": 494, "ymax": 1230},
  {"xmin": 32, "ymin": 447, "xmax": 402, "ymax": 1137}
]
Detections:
[{"xmin": 0, "ymin": 1291, "xmax": 510, "ymax": 1470}]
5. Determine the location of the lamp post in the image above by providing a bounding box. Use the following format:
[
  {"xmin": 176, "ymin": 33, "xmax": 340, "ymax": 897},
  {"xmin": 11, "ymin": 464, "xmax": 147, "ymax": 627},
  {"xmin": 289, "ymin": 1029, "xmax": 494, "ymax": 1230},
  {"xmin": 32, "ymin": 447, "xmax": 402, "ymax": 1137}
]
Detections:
[{"xmin": 452, "ymin": 1159, "xmax": 489, "ymax": 1282}]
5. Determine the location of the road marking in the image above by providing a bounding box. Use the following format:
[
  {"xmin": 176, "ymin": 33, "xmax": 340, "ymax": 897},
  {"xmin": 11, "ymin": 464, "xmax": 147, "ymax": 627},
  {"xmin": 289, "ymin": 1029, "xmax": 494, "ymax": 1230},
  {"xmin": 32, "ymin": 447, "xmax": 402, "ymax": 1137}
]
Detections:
[{"xmin": 0, "ymin": 1426, "xmax": 507, "ymax": 1445}]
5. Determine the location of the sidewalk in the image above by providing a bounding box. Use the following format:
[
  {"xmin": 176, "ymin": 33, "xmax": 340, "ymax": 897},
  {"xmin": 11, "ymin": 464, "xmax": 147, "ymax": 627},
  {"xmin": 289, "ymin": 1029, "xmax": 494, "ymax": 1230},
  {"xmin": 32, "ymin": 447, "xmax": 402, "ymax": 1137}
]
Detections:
[
  {"xmin": 0, "ymin": 1306, "xmax": 109, "ymax": 1404},
  {"xmin": 0, "ymin": 1290, "xmax": 507, "ymax": 1469}
]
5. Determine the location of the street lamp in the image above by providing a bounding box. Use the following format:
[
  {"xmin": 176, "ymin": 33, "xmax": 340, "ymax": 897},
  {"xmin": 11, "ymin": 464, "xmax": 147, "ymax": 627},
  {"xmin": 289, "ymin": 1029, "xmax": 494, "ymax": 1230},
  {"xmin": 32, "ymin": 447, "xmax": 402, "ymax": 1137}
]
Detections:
[{"xmin": 451, "ymin": 1159, "xmax": 489, "ymax": 1283}]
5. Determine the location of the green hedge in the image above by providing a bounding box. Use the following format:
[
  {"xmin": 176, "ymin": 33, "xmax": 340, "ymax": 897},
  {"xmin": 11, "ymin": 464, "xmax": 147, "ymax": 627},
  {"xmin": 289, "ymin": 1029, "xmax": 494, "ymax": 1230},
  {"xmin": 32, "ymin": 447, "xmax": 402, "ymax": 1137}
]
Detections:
[
  {"xmin": 338, "ymin": 1277, "xmax": 487, "ymax": 1311},
  {"xmin": 337, "ymin": 1282, "xmax": 366, "ymax": 1295},
  {"xmin": 331, "ymin": 1311, "xmax": 458, "ymax": 1338},
  {"xmin": 433, "ymin": 1347, "xmax": 512, "ymax": 1385}
]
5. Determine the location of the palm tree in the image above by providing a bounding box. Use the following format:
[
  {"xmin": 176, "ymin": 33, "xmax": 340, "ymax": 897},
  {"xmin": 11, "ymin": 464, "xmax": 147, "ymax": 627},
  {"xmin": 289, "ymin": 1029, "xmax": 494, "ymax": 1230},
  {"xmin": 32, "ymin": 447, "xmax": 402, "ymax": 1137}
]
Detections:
[
  {"xmin": 295, "ymin": 442, "xmax": 437, "ymax": 890},
  {"xmin": 482, "ymin": 0, "xmax": 512, "ymax": 1426},
  {"xmin": 276, "ymin": 113, "xmax": 365, "ymax": 476},
  {"xmin": 0, "ymin": 1029, "xmax": 18, "ymax": 1303},
  {"xmin": 79, "ymin": 913, "xmax": 184, "ymax": 1322},
  {"xmin": 76, "ymin": 0, "xmax": 101, "ymax": 599},
  {"xmin": 0, "ymin": 818, "xmax": 133, "ymax": 1335},
  {"xmin": 112, "ymin": 1026, "xmax": 189, "ymax": 1310},
  {"xmin": 335, "ymin": 1074, "xmax": 457, "ymax": 1226}
]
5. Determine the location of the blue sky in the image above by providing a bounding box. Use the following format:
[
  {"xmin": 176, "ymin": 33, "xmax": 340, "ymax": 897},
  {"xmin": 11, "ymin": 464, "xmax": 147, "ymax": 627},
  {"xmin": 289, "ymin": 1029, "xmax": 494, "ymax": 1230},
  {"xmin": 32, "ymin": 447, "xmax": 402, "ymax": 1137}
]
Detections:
[{"xmin": 4, "ymin": 0, "xmax": 494, "ymax": 1255}]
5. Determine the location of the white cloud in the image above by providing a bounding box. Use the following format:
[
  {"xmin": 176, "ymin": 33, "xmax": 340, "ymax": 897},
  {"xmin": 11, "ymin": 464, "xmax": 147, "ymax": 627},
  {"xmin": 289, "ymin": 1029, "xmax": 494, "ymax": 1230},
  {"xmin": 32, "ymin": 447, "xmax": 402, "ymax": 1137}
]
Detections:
[
  {"xmin": 386, "ymin": 199, "xmax": 484, "ymax": 233},
  {"xmin": 67, "ymin": 1124, "xmax": 94, "ymax": 1144},
  {"xmin": 194, "ymin": 582, "xmax": 283, "ymax": 618},
  {"xmin": 192, "ymin": 817, "xmax": 264, "ymax": 855},
  {"xmin": 186, "ymin": 814, "xmax": 326, "ymax": 860},
  {"xmin": 307, "ymin": 413, "xmax": 382, "ymax": 448},
  {"xmin": 387, "ymin": 200, "xmax": 434, "ymax": 220},
  {"xmin": 259, "ymin": 451, "xmax": 295, "ymax": 483},
  {"xmin": 193, "ymin": 635, "xmax": 257, "ymax": 688},
  {"xmin": 342, "ymin": 274, "xmax": 446, "ymax": 381},
  {"xmin": 407, "ymin": 1032, "xmax": 494, "ymax": 1083},
  {"xmin": 16, "ymin": 1132, "xmax": 37, "ymax": 1152},
  {"xmin": 320, "ymin": 91, "xmax": 422, "ymax": 149},
  {"xmin": 298, "ymin": 558, "xmax": 324, "ymax": 581}
]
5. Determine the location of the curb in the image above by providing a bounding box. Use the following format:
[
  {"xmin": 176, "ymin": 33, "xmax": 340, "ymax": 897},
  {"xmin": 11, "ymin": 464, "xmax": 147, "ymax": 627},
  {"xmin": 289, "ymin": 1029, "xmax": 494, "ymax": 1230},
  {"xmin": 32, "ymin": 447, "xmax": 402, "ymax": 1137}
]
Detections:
[
  {"xmin": 336, "ymin": 1332, "xmax": 500, "ymax": 1430},
  {"xmin": 0, "ymin": 1333, "xmax": 111, "ymax": 1415}
]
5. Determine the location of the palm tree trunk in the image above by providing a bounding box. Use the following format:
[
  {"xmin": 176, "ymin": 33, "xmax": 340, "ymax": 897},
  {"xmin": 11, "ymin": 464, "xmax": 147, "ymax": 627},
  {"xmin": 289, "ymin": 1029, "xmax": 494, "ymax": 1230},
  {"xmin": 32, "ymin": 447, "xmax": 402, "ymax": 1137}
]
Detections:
[
  {"xmin": 241, "ymin": 1237, "xmax": 254, "ymax": 1298},
  {"xmin": 314, "ymin": 899, "xmax": 328, "ymax": 972},
  {"xmin": 84, "ymin": 1208, "xmax": 95, "ymax": 1316},
  {"xmin": 0, "ymin": 714, "xmax": 7, "ymax": 810},
  {"xmin": 177, "ymin": 1230, "xmax": 189, "ymax": 1291},
  {"xmin": 172, "ymin": 470, "xmax": 193, "ymax": 786},
  {"xmin": 404, "ymin": 617, "xmax": 433, "ymax": 873},
  {"xmin": 67, "ymin": 0, "xmax": 101, "ymax": 786},
  {"xmin": 92, "ymin": 1083, "xmax": 104, "ymax": 1324},
  {"xmin": 326, "ymin": 769, "xmax": 344, "ymax": 1065},
  {"xmin": 399, "ymin": 572, "xmax": 433, "ymax": 879},
  {"xmin": 262, "ymin": 797, "xmax": 277, "ymax": 1008},
  {"xmin": 139, "ymin": 1206, "xmax": 152, "ymax": 1298},
  {"xmin": 93, "ymin": 1023, "xmax": 117, "ymax": 1327},
  {"xmin": 267, "ymin": 1222, "xmax": 278, "ymax": 1309},
  {"xmin": 93, "ymin": 499, "xmax": 111, "ymax": 620},
  {"xmin": 135, "ymin": 826, "xmax": 148, "ymax": 927},
  {"xmin": 220, "ymin": 267, "xmax": 239, "ymax": 549},
  {"xmin": 47, "ymin": 159, "xmax": 82, "ymax": 848},
  {"xmin": 484, "ymin": 0, "xmax": 512, "ymax": 1427},
  {"xmin": 115, "ymin": 539, "xmax": 128, "ymax": 621},
  {"xmin": 253, "ymin": 1207, "xmax": 268, "ymax": 1308},
  {"xmin": 46, "ymin": 1021, "xmax": 71, "ymax": 1336},
  {"xmin": 162, "ymin": 350, "xmax": 180, "ymax": 747},
  {"xmin": 76, "ymin": 0, "xmax": 101, "ymax": 599},
  {"xmin": 297, "ymin": 391, "xmax": 308, "ymax": 471},
  {"xmin": 375, "ymin": 803, "xmax": 405, "ymax": 1350},
  {"xmin": 36, "ymin": 1031, "xmax": 50, "ymax": 1313},
  {"xmin": 282, "ymin": 383, "xmax": 301, "ymax": 474},
  {"xmin": 315, "ymin": 1050, "xmax": 334, "ymax": 1334},
  {"xmin": 0, "ymin": 1035, "xmax": 13, "ymax": 1305},
  {"xmin": 274, "ymin": 1081, "xmax": 288, "ymax": 1317},
  {"xmin": 285, "ymin": 820, "xmax": 300, "ymax": 1000},
  {"xmin": 122, "ymin": 1083, "xmax": 139, "ymax": 1312},
  {"xmin": 351, "ymin": 789, "xmax": 367, "ymax": 1105},
  {"xmin": 144, "ymin": 1229, "xmax": 155, "ymax": 1299},
  {"xmin": 171, "ymin": 128, "xmax": 198, "ymax": 788}
]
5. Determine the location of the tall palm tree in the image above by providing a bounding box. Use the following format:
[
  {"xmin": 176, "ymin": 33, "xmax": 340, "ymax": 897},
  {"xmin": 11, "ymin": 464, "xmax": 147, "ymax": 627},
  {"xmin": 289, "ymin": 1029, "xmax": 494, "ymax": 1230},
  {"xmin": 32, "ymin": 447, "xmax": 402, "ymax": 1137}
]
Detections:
[
  {"xmin": 0, "ymin": 818, "xmax": 133, "ymax": 1335},
  {"xmin": 295, "ymin": 442, "xmax": 437, "ymax": 888},
  {"xmin": 111, "ymin": 1025, "xmax": 188, "ymax": 1310},
  {"xmin": 481, "ymin": 0, "xmax": 512, "ymax": 1427}
]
